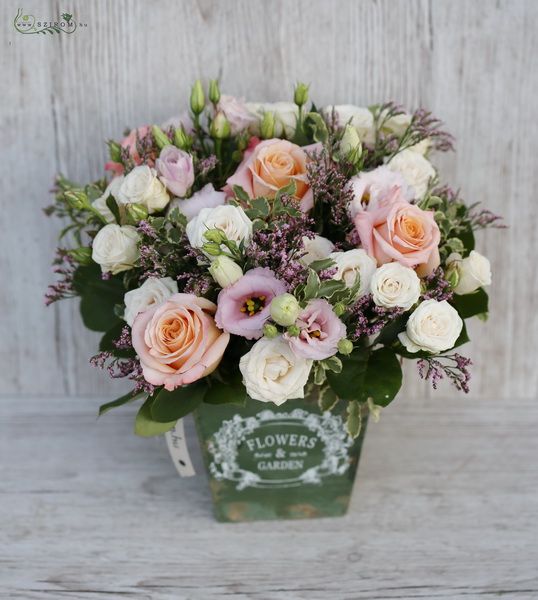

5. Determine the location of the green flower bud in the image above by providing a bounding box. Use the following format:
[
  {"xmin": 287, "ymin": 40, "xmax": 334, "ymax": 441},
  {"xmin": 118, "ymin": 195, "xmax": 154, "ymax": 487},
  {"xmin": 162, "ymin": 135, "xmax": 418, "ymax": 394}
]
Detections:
[
  {"xmin": 203, "ymin": 228, "xmax": 227, "ymax": 244},
  {"xmin": 208, "ymin": 79, "xmax": 221, "ymax": 104},
  {"xmin": 173, "ymin": 126, "xmax": 192, "ymax": 150},
  {"xmin": 69, "ymin": 246, "xmax": 92, "ymax": 265},
  {"xmin": 445, "ymin": 262, "xmax": 460, "ymax": 289},
  {"xmin": 190, "ymin": 79, "xmax": 205, "ymax": 115},
  {"xmin": 262, "ymin": 323, "xmax": 279, "ymax": 339},
  {"xmin": 337, "ymin": 338, "xmax": 354, "ymax": 356},
  {"xmin": 125, "ymin": 202, "xmax": 149, "ymax": 223},
  {"xmin": 294, "ymin": 82, "xmax": 309, "ymax": 107},
  {"xmin": 270, "ymin": 293, "xmax": 301, "ymax": 327},
  {"xmin": 151, "ymin": 125, "xmax": 170, "ymax": 150},
  {"xmin": 260, "ymin": 111, "xmax": 275, "ymax": 139},
  {"xmin": 64, "ymin": 190, "xmax": 89, "ymax": 210},
  {"xmin": 108, "ymin": 140, "xmax": 122, "ymax": 163},
  {"xmin": 210, "ymin": 111, "xmax": 231, "ymax": 139},
  {"xmin": 333, "ymin": 302, "xmax": 346, "ymax": 317},
  {"xmin": 202, "ymin": 242, "xmax": 222, "ymax": 256},
  {"xmin": 339, "ymin": 124, "xmax": 362, "ymax": 163},
  {"xmin": 208, "ymin": 255, "xmax": 243, "ymax": 288},
  {"xmin": 286, "ymin": 324, "xmax": 301, "ymax": 337}
]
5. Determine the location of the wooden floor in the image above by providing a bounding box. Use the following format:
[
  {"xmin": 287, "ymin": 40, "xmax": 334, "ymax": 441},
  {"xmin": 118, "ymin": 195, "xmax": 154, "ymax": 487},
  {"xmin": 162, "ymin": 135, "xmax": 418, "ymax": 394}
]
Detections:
[{"xmin": 2, "ymin": 395, "xmax": 537, "ymax": 600}]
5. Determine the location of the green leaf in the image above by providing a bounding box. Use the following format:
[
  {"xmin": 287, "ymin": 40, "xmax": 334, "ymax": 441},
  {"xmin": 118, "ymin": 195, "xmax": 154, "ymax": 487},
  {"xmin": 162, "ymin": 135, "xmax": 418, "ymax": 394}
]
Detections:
[
  {"xmin": 456, "ymin": 223, "xmax": 475, "ymax": 255},
  {"xmin": 374, "ymin": 314, "xmax": 407, "ymax": 345},
  {"xmin": 275, "ymin": 181, "xmax": 297, "ymax": 204},
  {"xmin": 105, "ymin": 195, "xmax": 121, "ymax": 224},
  {"xmin": 317, "ymin": 279, "xmax": 347, "ymax": 299},
  {"xmin": 80, "ymin": 294, "xmax": 122, "ymax": 332},
  {"xmin": 450, "ymin": 288, "xmax": 489, "ymax": 320},
  {"xmin": 303, "ymin": 269, "xmax": 321, "ymax": 300},
  {"xmin": 135, "ymin": 397, "xmax": 176, "ymax": 437},
  {"xmin": 233, "ymin": 185, "xmax": 250, "ymax": 203},
  {"xmin": 308, "ymin": 258, "xmax": 336, "ymax": 273},
  {"xmin": 346, "ymin": 400, "xmax": 362, "ymax": 439},
  {"xmin": 150, "ymin": 381, "xmax": 207, "ymax": 423},
  {"xmin": 326, "ymin": 350, "xmax": 369, "ymax": 400},
  {"xmin": 318, "ymin": 386, "xmax": 339, "ymax": 412},
  {"xmin": 363, "ymin": 347, "xmax": 402, "ymax": 407},
  {"xmin": 99, "ymin": 391, "xmax": 143, "ymax": 416},
  {"xmin": 321, "ymin": 356, "xmax": 343, "ymax": 374},
  {"xmin": 250, "ymin": 197, "xmax": 271, "ymax": 218},
  {"xmin": 452, "ymin": 320, "xmax": 470, "ymax": 348},
  {"xmin": 305, "ymin": 112, "xmax": 329, "ymax": 144},
  {"xmin": 204, "ymin": 378, "xmax": 247, "ymax": 406}
]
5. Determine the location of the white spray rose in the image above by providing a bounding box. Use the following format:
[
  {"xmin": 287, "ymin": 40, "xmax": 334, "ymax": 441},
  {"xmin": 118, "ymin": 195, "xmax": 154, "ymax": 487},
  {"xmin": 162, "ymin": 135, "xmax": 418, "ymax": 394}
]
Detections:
[
  {"xmin": 247, "ymin": 102, "xmax": 299, "ymax": 138},
  {"xmin": 370, "ymin": 262, "xmax": 421, "ymax": 310},
  {"xmin": 117, "ymin": 165, "xmax": 170, "ymax": 213},
  {"xmin": 329, "ymin": 249, "xmax": 377, "ymax": 296},
  {"xmin": 448, "ymin": 251, "xmax": 492, "ymax": 295},
  {"xmin": 398, "ymin": 299, "xmax": 463, "ymax": 354},
  {"xmin": 92, "ymin": 224, "xmax": 140, "ymax": 274},
  {"xmin": 300, "ymin": 235, "xmax": 335, "ymax": 265},
  {"xmin": 239, "ymin": 337, "xmax": 313, "ymax": 405},
  {"xmin": 92, "ymin": 176, "xmax": 125, "ymax": 223},
  {"xmin": 123, "ymin": 277, "xmax": 178, "ymax": 326},
  {"xmin": 323, "ymin": 105, "xmax": 375, "ymax": 145},
  {"xmin": 186, "ymin": 205, "xmax": 253, "ymax": 258},
  {"xmin": 208, "ymin": 256, "xmax": 244, "ymax": 288},
  {"xmin": 387, "ymin": 149, "xmax": 435, "ymax": 199},
  {"xmin": 217, "ymin": 95, "xmax": 258, "ymax": 135}
]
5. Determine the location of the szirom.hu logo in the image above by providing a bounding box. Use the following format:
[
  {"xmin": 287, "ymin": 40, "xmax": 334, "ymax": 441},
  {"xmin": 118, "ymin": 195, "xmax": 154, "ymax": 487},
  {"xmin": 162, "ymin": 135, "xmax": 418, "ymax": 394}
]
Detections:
[{"xmin": 13, "ymin": 8, "xmax": 88, "ymax": 35}]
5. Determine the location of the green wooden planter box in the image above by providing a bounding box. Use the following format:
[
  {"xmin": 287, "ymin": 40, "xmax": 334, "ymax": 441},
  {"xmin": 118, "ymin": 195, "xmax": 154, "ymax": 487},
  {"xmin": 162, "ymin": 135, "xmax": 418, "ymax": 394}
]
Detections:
[{"xmin": 194, "ymin": 394, "xmax": 368, "ymax": 522}]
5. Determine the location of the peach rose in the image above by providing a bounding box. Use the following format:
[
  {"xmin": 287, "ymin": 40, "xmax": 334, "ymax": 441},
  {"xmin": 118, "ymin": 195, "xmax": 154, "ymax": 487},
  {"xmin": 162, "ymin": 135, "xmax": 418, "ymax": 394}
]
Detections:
[
  {"xmin": 132, "ymin": 293, "xmax": 230, "ymax": 391},
  {"xmin": 226, "ymin": 139, "xmax": 320, "ymax": 211},
  {"xmin": 354, "ymin": 201, "xmax": 441, "ymax": 275}
]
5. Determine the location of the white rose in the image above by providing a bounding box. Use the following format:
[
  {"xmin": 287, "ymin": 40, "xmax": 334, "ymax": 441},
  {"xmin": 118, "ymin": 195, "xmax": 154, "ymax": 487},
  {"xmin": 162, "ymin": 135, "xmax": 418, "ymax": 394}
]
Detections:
[
  {"xmin": 387, "ymin": 149, "xmax": 436, "ymax": 199},
  {"xmin": 323, "ymin": 105, "xmax": 375, "ymax": 145},
  {"xmin": 91, "ymin": 224, "xmax": 140, "ymax": 275},
  {"xmin": 239, "ymin": 337, "xmax": 313, "ymax": 405},
  {"xmin": 448, "ymin": 251, "xmax": 492, "ymax": 295},
  {"xmin": 123, "ymin": 277, "xmax": 178, "ymax": 326},
  {"xmin": 246, "ymin": 102, "xmax": 299, "ymax": 138},
  {"xmin": 186, "ymin": 205, "xmax": 253, "ymax": 258},
  {"xmin": 208, "ymin": 256, "xmax": 244, "ymax": 288},
  {"xmin": 117, "ymin": 165, "xmax": 170, "ymax": 214},
  {"xmin": 91, "ymin": 176, "xmax": 125, "ymax": 223},
  {"xmin": 370, "ymin": 262, "xmax": 421, "ymax": 310},
  {"xmin": 398, "ymin": 299, "xmax": 463, "ymax": 354},
  {"xmin": 300, "ymin": 235, "xmax": 335, "ymax": 265},
  {"xmin": 329, "ymin": 249, "xmax": 377, "ymax": 296}
]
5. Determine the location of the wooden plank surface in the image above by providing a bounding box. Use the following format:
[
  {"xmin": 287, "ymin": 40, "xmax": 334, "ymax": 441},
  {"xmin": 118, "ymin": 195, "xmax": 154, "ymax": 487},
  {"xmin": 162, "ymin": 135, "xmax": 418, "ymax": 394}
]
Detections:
[
  {"xmin": 1, "ymin": 394, "xmax": 537, "ymax": 599},
  {"xmin": 0, "ymin": 0, "xmax": 537, "ymax": 399}
]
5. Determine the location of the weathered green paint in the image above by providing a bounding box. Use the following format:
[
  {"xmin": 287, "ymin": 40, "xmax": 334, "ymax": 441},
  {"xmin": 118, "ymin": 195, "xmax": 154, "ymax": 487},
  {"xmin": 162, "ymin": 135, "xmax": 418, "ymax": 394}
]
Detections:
[{"xmin": 194, "ymin": 393, "xmax": 368, "ymax": 522}]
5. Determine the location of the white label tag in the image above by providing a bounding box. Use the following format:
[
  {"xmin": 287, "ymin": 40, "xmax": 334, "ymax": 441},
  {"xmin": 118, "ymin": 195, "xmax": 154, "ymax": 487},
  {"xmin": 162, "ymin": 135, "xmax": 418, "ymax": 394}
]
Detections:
[{"xmin": 165, "ymin": 419, "xmax": 196, "ymax": 477}]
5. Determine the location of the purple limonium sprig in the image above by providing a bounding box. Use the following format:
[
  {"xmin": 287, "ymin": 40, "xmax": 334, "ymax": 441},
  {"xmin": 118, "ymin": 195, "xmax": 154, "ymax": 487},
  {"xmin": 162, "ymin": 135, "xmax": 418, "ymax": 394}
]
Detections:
[
  {"xmin": 417, "ymin": 353, "xmax": 472, "ymax": 393},
  {"xmin": 408, "ymin": 108, "xmax": 455, "ymax": 153},
  {"xmin": 197, "ymin": 154, "xmax": 218, "ymax": 178},
  {"xmin": 44, "ymin": 248, "xmax": 76, "ymax": 305},
  {"xmin": 469, "ymin": 207, "xmax": 506, "ymax": 230},
  {"xmin": 421, "ymin": 266, "xmax": 453, "ymax": 302},
  {"xmin": 348, "ymin": 294, "xmax": 404, "ymax": 340},
  {"xmin": 90, "ymin": 351, "xmax": 155, "ymax": 395}
]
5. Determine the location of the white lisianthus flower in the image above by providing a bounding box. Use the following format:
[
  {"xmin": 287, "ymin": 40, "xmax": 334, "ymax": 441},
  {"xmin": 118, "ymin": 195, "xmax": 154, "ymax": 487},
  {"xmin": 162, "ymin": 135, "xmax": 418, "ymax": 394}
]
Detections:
[
  {"xmin": 91, "ymin": 176, "xmax": 125, "ymax": 223},
  {"xmin": 123, "ymin": 277, "xmax": 178, "ymax": 326},
  {"xmin": 299, "ymin": 235, "xmax": 335, "ymax": 265},
  {"xmin": 447, "ymin": 251, "xmax": 492, "ymax": 295},
  {"xmin": 247, "ymin": 102, "xmax": 299, "ymax": 138},
  {"xmin": 398, "ymin": 299, "xmax": 463, "ymax": 354},
  {"xmin": 186, "ymin": 205, "xmax": 253, "ymax": 257},
  {"xmin": 323, "ymin": 105, "xmax": 375, "ymax": 145},
  {"xmin": 117, "ymin": 165, "xmax": 170, "ymax": 213},
  {"xmin": 91, "ymin": 224, "xmax": 140, "ymax": 275},
  {"xmin": 239, "ymin": 337, "xmax": 313, "ymax": 405},
  {"xmin": 329, "ymin": 249, "xmax": 377, "ymax": 296},
  {"xmin": 387, "ymin": 149, "xmax": 436, "ymax": 199},
  {"xmin": 208, "ymin": 256, "xmax": 243, "ymax": 288},
  {"xmin": 370, "ymin": 262, "xmax": 421, "ymax": 310}
]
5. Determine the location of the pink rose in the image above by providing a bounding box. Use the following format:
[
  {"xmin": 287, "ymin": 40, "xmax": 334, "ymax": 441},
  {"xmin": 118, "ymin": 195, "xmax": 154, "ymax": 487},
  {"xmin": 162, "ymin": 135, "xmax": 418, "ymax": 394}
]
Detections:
[
  {"xmin": 168, "ymin": 183, "xmax": 226, "ymax": 221},
  {"xmin": 354, "ymin": 200, "xmax": 441, "ymax": 275},
  {"xmin": 348, "ymin": 166, "xmax": 413, "ymax": 217},
  {"xmin": 215, "ymin": 268, "xmax": 287, "ymax": 340},
  {"xmin": 105, "ymin": 126, "xmax": 151, "ymax": 176},
  {"xmin": 132, "ymin": 293, "xmax": 230, "ymax": 391},
  {"xmin": 155, "ymin": 145, "xmax": 194, "ymax": 197},
  {"xmin": 217, "ymin": 95, "xmax": 258, "ymax": 135},
  {"xmin": 226, "ymin": 139, "xmax": 320, "ymax": 212},
  {"xmin": 284, "ymin": 299, "xmax": 346, "ymax": 360}
]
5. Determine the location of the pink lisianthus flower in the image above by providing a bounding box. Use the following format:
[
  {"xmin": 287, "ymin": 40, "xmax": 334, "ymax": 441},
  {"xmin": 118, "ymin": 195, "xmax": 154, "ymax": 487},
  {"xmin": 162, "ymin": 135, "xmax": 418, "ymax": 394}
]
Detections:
[
  {"xmin": 353, "ymin": 200, "xmax": 441, "ymax": 276},
  {"xmin": 168, "ymin": 183, "xmax": 226, "ymax": 222},
  {"xmin": 155, "ymin": 145, "xmax": 194, "ymax": 197},
  {"xmin": 105, "ymin": 125, "xmax": 151, "ymax": 176},
  {"xmin": 225, "ymin": 138, "xmax": 321, "ymax": 212},
  {"xmin": 217, "ymin": 95, "xmax": 258, "ymax": 136},
  {"xmin": 215, "ymin": 268, "xmax": 286, "ymax": 340},
  {"xmin": 131, "ymin": 293, "xmax": 229, "ymax": 391},
  {"xmin": 284, "ymin": 299, "xmax": 346, "ymax": 360}
]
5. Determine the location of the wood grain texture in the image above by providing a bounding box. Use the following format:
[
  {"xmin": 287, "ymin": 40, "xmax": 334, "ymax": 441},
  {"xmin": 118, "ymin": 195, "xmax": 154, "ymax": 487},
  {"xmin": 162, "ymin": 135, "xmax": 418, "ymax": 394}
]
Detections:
[
  {"xmin": 2, "ymin": 394, "xmax": 537, "ymax": 599},
  {"xmin": 1, "ymin": 0, "xmax": 537, "ymax": 398}
]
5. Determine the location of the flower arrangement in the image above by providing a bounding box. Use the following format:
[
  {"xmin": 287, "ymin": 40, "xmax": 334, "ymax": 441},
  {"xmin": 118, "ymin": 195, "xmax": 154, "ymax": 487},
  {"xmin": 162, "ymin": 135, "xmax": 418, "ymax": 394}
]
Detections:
[{"xmin": 46, "ymin": 80, "xmax": 503, "ymax": 439}]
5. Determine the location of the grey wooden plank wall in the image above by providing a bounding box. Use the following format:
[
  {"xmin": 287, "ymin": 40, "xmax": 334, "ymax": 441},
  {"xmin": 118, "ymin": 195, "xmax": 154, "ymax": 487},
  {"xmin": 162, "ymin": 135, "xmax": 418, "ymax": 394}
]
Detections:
[{"xmin": 1, "ymin": 0, "xmax": 536, "ymax": 398}]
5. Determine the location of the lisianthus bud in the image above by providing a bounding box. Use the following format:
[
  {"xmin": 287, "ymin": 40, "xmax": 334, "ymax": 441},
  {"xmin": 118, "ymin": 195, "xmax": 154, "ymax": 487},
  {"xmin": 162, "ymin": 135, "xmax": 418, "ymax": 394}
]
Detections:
[
  {"xmin": 337, "ymin": 338, "xmax": 353, "ymax": 355},
  {"xmin": 64, "ymin": 190, "xmax": 89, "ymax": 210},
  {"xmin": 108, "ymin": 140, "xmax": 122, "ymax": 163},
  {"xmin": 340, "ymin": 124, "xmax": 362, "ymax": 163},
  {"xmin": 208, "ymin": 255, "xmax": 243, "ymax": 288},
  {"xmin": 445, "ymin": 262, "xmax": 460, "ymax": 289},
  {"xmin": 210, "ymin": 112, "xmax": 231, "ymax": 139},
  {"xmin": 69, "ymin": 246, "xmax": 92, "ymax": 265},
  {"xmin": 125, "ymin": 202, "xmax": 149, "ymax": 223},
  {"xmin": 270, "ymin": 293, "xmax": 301, "ymax": 327},
  {"xmin": 203, "ymin": 228, "xmax": 227, "ymax": 244},
  {"xmin": 333, "ymin": 302, "xmax": 346, "ymax": 317},
  {"xmin": 294, "ymin": 82, "xmax": 309, "ymax": 107},
  {"xmin": 202, "ymin": 242, "xmax": 222, "ymax": 256},
  {"xmin": 260, "ymin": 111, "xmax": 275, "ymax": 139},
  {"xmin": 190, "ymin": 79, "xmax": 205, "ymax": 115},
  {"xmin": 286, "ymin": 324, "xmax": 300, "ymax": 337},
  {"xmin": 152, "ymin": 125, "xmax": 170, "ymax": 150},
  {"xmin": 208, "ymin": 79, "xmax": 221, "ymax": 104},
  {"xmin": 173, "ymin": 126, "xmax": 192, "ymax": 150},
  {"xmin": 262, "ymin": 323, "xmax": 279, "ymax": 339}
]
